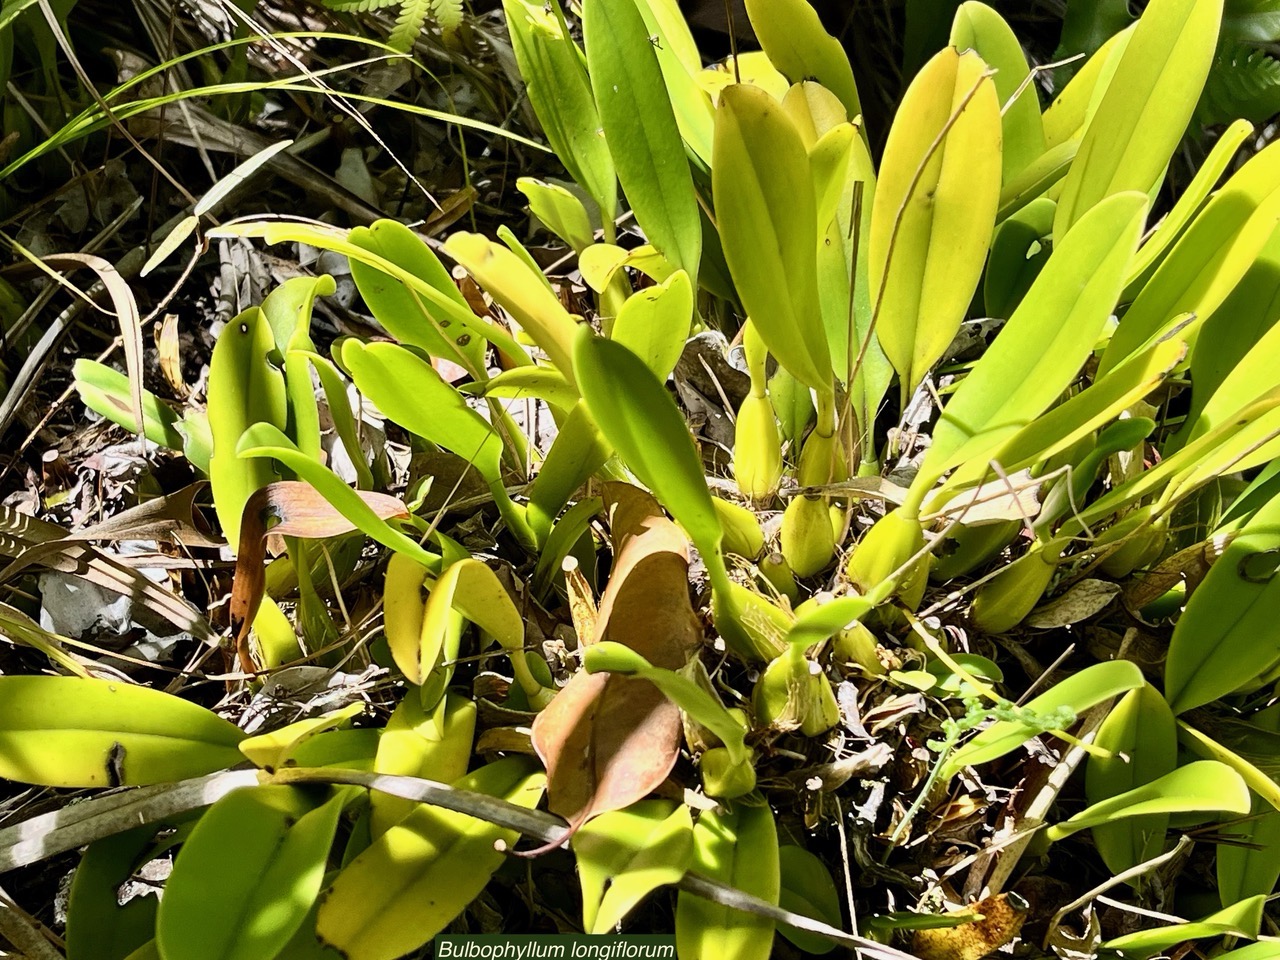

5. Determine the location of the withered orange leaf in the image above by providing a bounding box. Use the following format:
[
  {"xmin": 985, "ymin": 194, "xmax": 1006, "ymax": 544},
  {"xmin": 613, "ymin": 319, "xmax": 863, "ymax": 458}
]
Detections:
[
  {"xmin": 531, "ymin": 483, "xmax": 702, "ymax": 839},
  {"xmin": 231, "ymin": 481, "xmax": 410, "ymax": 672}
]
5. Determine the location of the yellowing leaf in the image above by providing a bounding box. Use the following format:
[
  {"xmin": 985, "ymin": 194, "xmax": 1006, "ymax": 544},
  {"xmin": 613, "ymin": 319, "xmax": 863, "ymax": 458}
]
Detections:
[{"xmin": 870, "ymin": 48, "xmax": 1001, "ymax": 403}]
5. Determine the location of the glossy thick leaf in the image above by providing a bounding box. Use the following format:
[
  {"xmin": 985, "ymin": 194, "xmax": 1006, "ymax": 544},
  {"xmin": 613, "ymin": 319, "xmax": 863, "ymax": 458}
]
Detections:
[
  {"xmin": 777, "ymin": 845, "xmax": 842, "ymax": 955},
  {"xmin": 339, "ymin": 340, "xmax": 507, "ymax": 487},
  {"xmin": 527, "ymin": 400, "xmax": 611, "ymax": 544},
  {"xmin": 1177, "ymin": 720, "xmax": 1280, "ymax": 811},
  {"xmin": 676, "ymin": 801, "xmax": 779, "ymax": 960},
  {"xmin": 532, "ymin": 485, "xmax": 695, "ymax": 824},
  {"xmin": 1124, "ymin": 118, "xmax": 1254, "ymax": 293},
  {"xmin": 213, "ymin": 220, "xmax": 529, "ymax": 364},
  {"xmin": 713, "ymin": 83, "xmax": 831, "ymax": 391},
  {"xmin": 1085, "ymin": 684, "xmax": 1177, "ymax": 876},
  {"xmin": 348, "ymin": 220, "xmax": 483, "ymax": 372},
  {"xmin": 371, "ymin": 692, "xmax": 476, "ymax": 837},
  {"xmin": 0, "ymin": 676, "xmax": 245, "ymax": 787},
  {"xmin": 67, "ymin": 825, "xmax": 160, "ymax": 960},
  {"xmin": 315, "ymin": 757, "xmax": 546, "ymax": 960},
  {"xmin": 631, "ymin": 0, "xmax": 714, "ymax": 166},
  {"xmin": 950, "ymin": 2, "xmax": 1045, "ymax": 178},
  {"xmin": 73, "ymin": 360, "xmax": 185, "ymax": 450},
  {"xmin": 940, "ymin": 660, "xmax": 1144, "ymax": 778},
  {"xmin": 1053, "ymin": 0, "xmax": 1222, "ymax": 239},
  {"xmin": 934, "ymin": 335, "xmax": 1186, "ymax": 504},
  {"xmin": 743, "ymin": 0, "xmax": 860, "ymax": 119},
  {"xmin": 1041, "ymin": 28, "xmax": 1133, "ymax": 150},
  {"xmin": 575, "ymin": 800, "xmax": 694, "ymax": 933},
  {"xmin": 157, "ymin": 786, "xmax": 349, "ymax": 960},
  {"xmin": 1165, "ymin": 491, "xmax": 1280, "ymax": 713},
  {"xmin": 573, "ymin": 331, "xmax": 724, "ymax": 571},
  {"xmin": 468, "ymin": 365, "xmax": 579, "ymax": 414},
  {"xmin": 1101, "ymin": 895, "xmax": 1265, "ymax": 959},
  {"xmin": 1177, "ymin": 228, "xmax": 1280, "ymax": 445},
  {"xmin": 239, "ymin": 704, "xmax": 365, "ymax": 772},
  {"xmin": 208, "ymin": 307, "xmax": 286, "ymax": 547},
  {"xmin": 1100, "ymin": 144, "xmax": 1280, "ymax": 375},
  {"xmin": 502, "ymin": 0, "xmax": 617, "ymax": 221},
  {"xmin": 914, "ymin": 191, "xmax": 1147, "ymax": 493},
  {"xmin": 1217, "ymin": 706, "xmax": 1280, "ymax": 905},
  {"xmin": 870, "ymin": 48, "xmax": 1001, "ymax": 401},
  {"xmin": 235, "ymin": 425, "xmax": 441, "ymax": 574},
  {"xmin": 518, "ymin": 177, "xmax": 594, "ymax": 252},
  {"xmin": 984, "ymin": 198, "xmax": 1054, "ymax": 319},
  {"xmin": 584, "ymin": 0, "xmax": 700, "ymax": 285},
  {"xmin": 443, "ymin": 232, "xmax": 581, "ymax": 383},
  {"xmin": 611, "ymin": 269, "xmax": 693, "ymax": 382},
  {"xmin": 1046, "ymin": 760, "xmax": 1250, "ymax": 840}
]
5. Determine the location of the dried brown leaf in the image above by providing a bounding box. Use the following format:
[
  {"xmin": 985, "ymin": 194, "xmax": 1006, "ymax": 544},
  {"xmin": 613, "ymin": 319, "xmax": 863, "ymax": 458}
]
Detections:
[{"xmin": 531, "ymin": 483, "xmax": 701, "ymax": 832}]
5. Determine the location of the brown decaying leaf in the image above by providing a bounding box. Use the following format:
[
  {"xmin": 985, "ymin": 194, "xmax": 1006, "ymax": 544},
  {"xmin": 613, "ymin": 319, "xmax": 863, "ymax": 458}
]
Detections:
[
  {"xmin": 562, "ymin": 555, "xmax": 597, "ymax": 648},
  {"xmin": 531, "ymin": 483, "xmax": 701, "ymax": 837},
  {"xmin": 1123, "ymin": 532, "xmax": 1232, "ymax": 611},
  {"xmin": 912, "ymin": 893, "xmax": 1029, "ymax": 960},
  {"xmin": 230, "ymin": 481, "xmax": 410, "ymax": 672}
]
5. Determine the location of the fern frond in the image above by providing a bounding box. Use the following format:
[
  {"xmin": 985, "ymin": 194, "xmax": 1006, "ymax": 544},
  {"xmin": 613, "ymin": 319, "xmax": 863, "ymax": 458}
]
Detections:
[
  {"xmin": 320, "ymin": 0, "xmax": 401, "ymax": 13},
  {"xmin": 1197, "ymin": 40, "xmax": 1280, "ymax": 126},
  {"xmin": 431, "ymin": 0, "xmax": 463, "ymax": 36},
  {"xmin": 387, "ymin": 0, "xmax": 432, "ymax": 52}
]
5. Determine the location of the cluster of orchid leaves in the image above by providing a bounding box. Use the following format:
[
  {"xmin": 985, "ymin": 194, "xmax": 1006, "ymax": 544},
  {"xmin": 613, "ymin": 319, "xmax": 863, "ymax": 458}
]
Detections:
[{"xmin": 13, "ymin": 0, "xmax": 1280, "ymax": 957}]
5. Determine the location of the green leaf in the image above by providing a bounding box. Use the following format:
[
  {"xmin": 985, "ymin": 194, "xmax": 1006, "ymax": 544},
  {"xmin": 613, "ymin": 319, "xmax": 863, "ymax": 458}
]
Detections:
[
  {"xmin": 610, "ymin": 269, "xmax": 693, "ymax": 382},
  {"xmin": 676, "ymin": 801, "xmax": 779, "ymax": 960},
  {"xmin": 743, "ymin": 0, "xmax": 861, "ymax": 120},
  {"xmin": 941, "ymin": 660, "xmax": 1144, "ymax": 778},
  {"xmin": 518, "ymin": 177, "xmax": 595, "ymax": 253},
  {"xmin": 573, "ymin": 331, "xmax": 724, "ymax": 569},
  {"xmin": 1046, "ymin": 760, "xmax": 1250, "ymax": 841},
  {"xmin": 1123, "ymin": 118, "xmax": 1254, "ymax": 295},
  {"xmin": 1100, "ymin": 143, "xmax": 1280, "ymax": 376},
  {"xmin": 713, "ymin": 83, "xmax": 831, "ymax": 391},
  {"xmin": 67, "ymin": 826, "xmax": 161, "ymax": 960},
  {"xmin": 631, "ymin": 0, "xmax": 714, "ymax": 166},
  {"xmin": 0, "ymin": 676, "xmax": 245, "ymax": 787},
  {"xmin": 442, "ymin": 232, "xmax": 581, "ymax": 384},
  {"xmin": 348, "ymin": 220, "xmax": 483, "ymax": 372},
  {"xmin": 950, "ymin": 2, "xmax": 1045, "ymax": 178},
  {"xmin": 157, "ymin": 786, "xmax": 351, "ymax": 960},
  {"xmin": 1176, "ymin": 227, "xmax": 1280, "ymax": 447},
  {"xmin": 914, "ymin": 191, "xmax": 1147, "ymax": 495},
  {"xmin": 1165, "ymin": 490, "xmax": 1280, "ymax": 712},
  {"xmin": 73, "ymin": 360, "xmax": 185, "ymax": 451},
  {"xmin": 527, "ymin": 400, "xmax": 611, "ymax": 544},
  {"xmin": 870, "ymin": 48, "xmax": 1002, "ymax": 402},
  {"xmin": 1085, "ymin": 684, "xmax": 1178, "ymax": 876},
  {"xmin": 1053, "ymin": 0, "xmax": 1222, "ymax": 240},
  {"xmin": 315, "ymin": 757, "xmax": 546, "ymax": 960},
  {"xmin": 340, "ymin": 340, "xmax": 504, "ymax": 484},
  {"xmin": 208, "ymin": 307, "xmax": 287, "ymax": 547},
  {"xmin": 984, "ymin": 197, "xmax": 1055, "ymax": 319},
  {"xmin": 1216, "ymin": 706, "xmax": 1280, "ymax": 905},
  {"xmin": 935, "ymin": 335, "xmax": 1185, "ymax": 505},
  {"xmin": 575, "ymin": 800, "xmax": 694, "ymax": 933},
  {"xmin": 777, "ymin": 845, "xmax": 842, "ymax": 955},
  {"xmin": 1101, "ymin": 895, "xmax": 1265, "ymax": 959},
  {"xmin": 584, "ymin": 0, "xmax": 700, "ymax": 286},
  {"xmin": 502, "ymin": 0, "xmax": 617, "ymax": 222}
]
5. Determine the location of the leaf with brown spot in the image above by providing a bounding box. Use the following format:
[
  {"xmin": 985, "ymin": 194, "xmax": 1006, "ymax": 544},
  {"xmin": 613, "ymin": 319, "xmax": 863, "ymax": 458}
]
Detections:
[
  {"xmin": 230, "ymin": 481, "xmax": 410, "ymax": 671},
  {"xmin": 531, "ymin": 483, "xmax": 701, "ymax": 831}
]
